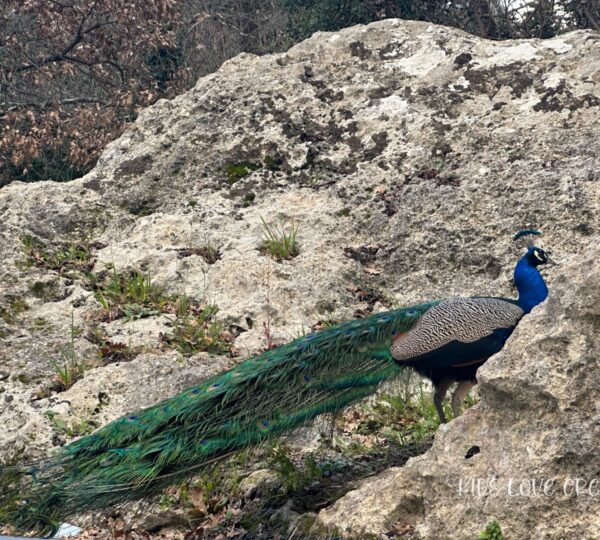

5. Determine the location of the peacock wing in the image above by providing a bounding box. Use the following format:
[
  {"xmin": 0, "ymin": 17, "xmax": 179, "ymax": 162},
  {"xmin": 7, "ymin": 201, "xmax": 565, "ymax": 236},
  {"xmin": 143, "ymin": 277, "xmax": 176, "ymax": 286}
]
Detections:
[{"xmin": 390, "ymin": 297, "xmax": 524, "ymax": 370}]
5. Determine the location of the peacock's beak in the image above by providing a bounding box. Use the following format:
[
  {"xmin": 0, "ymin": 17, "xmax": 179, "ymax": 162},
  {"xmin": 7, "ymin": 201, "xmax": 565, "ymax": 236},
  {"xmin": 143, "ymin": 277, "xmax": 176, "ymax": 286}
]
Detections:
[{"xmin": 546, "ymin": 256, "xmax": 559, "ymax": 266}]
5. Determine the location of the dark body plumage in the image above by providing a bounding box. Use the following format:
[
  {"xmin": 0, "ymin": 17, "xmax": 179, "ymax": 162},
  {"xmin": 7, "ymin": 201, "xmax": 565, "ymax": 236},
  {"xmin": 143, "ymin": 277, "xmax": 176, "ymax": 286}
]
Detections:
[{"xmin": 0, "ymin": 242, "xmax": 551, "ymax": 535}]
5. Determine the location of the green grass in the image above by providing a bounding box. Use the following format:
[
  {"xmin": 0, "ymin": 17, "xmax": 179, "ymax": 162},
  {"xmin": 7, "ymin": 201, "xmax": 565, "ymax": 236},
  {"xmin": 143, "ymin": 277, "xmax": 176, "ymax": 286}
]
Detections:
[
  {"xmin": 268, "ymin": 443, "xmax": 324, "ymax": 491},
  {"xmin": 45, "ymin": 410, "xmax": 95, "ymax": 438},
  {"xmin": 332, "ymin": 374, "xmax": 444, "ymax": 455},
  {"xmin": 313, "ymin": 316, "xmax": 342, "ymax": 330},
  {"xmin": 242, "ymin": 191, "xmax": 256, "ymax": 207},
  {"xmin": 259, "ymin": 217, "xmax": 299, "ymax": 261},
  {"xmin": 0, "ymin": 297, "xmax": 28, "ymax": 324},
  {"xmin": 18, "ymin": 236, "xmax": 232, "ymax": 358},
  {"xmin": 12, "ymin": 373, "xmax": 31, "ymax": 384},
  {"xmin": 225, "ymin": 161, "xmax": 261, "ymax": 185},
  {"xmin": 89, "ymin": 267, "xmax": 232, "ymax": 355},
  {"xmin": 263, "ymin": 155, "xmax": 284, "ymax": 171},
  {"xmin": 162, "ymin": 304, "xmax": 231, "ymax": 356},
  {"xmin": 175, "ymin": 461, "xmax": 247, "ymax": 522},
  {"xmin": 374, "ymin": 391, "xmax": 440, "ymax": 446},
  {"xmin": 29, "ymin": 280, "xmax": 61, "ymax": 301},
  {"xmin": 50, "ymin": 313, "xmax": 87, "ymax": 391},
  {"xmin": 477, "ymin": 520, "xmax": 504, "ymax": 540},
  {"xmin": 20, "ymin": 235, "xmax": 94, "ymax": 273},
  {"xmin": 91, "ymin": 268, "xmax": 166, "ymax": 321}
]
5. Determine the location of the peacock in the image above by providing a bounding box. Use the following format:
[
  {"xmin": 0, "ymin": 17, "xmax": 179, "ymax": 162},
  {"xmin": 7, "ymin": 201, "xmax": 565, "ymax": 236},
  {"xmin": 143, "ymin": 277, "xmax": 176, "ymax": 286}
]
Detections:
[{"xmin": 0, "ymin": 230, "xmax": 552, "ymax": 536}]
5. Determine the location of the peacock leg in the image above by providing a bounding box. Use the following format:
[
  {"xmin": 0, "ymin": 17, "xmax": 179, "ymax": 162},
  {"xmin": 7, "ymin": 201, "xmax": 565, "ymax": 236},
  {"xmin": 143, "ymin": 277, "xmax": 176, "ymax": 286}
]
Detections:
[
  {"xmin": 433, "ymin": 378, "xmax": 452, "ymax": 423},
  {"xmin": 451, "ymin": 380, "xmax": 476, "ymax": 419}
]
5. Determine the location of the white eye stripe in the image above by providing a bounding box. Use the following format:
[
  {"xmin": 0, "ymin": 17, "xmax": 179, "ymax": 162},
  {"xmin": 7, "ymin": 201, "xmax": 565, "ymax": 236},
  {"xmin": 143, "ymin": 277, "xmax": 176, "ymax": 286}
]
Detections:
[{"xmin": 534, "ymin": 250, "xmax": 544, "ymax": 261}]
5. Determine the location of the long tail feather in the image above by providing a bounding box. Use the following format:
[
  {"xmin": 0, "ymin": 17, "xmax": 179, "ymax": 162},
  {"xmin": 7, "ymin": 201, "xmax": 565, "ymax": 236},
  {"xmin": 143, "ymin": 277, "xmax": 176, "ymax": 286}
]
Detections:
[{"xmin": 0, "ymin": 302, "xmax": 435, "ymax": 534}]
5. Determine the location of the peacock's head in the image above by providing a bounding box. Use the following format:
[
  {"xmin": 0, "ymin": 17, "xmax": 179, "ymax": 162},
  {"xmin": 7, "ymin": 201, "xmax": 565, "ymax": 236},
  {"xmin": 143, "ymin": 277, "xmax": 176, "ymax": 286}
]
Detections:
[
  {"xmin": 513, "ymin": 229, "xmax": 555, "ymax": 268},
  {"xmin": 525, "ymin": 246, "xmax": 549, "ymax": 267}
]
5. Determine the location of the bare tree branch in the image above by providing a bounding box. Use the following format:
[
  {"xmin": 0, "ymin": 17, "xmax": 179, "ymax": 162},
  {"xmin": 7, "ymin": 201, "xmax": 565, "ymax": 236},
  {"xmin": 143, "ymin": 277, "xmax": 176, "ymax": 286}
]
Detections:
[{"xmin": 9, "ymin": 16, "xmax": 115, "ymax": 74}]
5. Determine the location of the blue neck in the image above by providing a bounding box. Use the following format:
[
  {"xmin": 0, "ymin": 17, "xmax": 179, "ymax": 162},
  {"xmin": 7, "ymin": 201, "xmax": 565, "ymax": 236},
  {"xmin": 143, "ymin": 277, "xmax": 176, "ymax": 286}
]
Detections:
[{"xmin": 514, "ymin": 254, "xmax": 548, "ymax": 314}]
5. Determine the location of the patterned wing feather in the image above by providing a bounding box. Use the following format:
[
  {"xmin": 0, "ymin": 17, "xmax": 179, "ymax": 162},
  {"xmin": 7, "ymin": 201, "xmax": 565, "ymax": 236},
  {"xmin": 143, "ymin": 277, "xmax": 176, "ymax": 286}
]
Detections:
[{"xmin": 391, "ymin": 297, "xmax": 524, "ymax": 369}]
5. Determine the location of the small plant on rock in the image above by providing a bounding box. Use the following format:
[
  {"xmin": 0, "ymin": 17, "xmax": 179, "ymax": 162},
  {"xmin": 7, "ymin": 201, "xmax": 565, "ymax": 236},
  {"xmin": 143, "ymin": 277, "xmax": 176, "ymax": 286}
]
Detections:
[
  {"xmin": 225, "ymin": 161, "xmax": 261, "ymax": 185},
  {"xmin": 91, "ymin": 268, "xmax": 166, "ymax": 321},
  {"xmin": 85, "ymin": 326, "xmax": 142, "ymax": 364},
  {"xmin": 477, "ymin": 520, "xmax": 504, "ymax": 540},
  {"xmin": 176, "ymin": 243, "xmax": 221, "ymax": 264},
  {"xmin": 45, "ymin": 411, "xmax": 95, "ymax": 438},
  {"xmin": 0, "ymin": 297, "xmax": 28, "ymax": 324},
  {"xmin": 197, "ymin": 243, "xmax": 221, "ymax": 265},
  {"xmin": 268, "ymin": 443, "xmax": 324, "ymax": 491},
  {"xmin": 259, "ymin": 217, "xmax": 299, "ymax": 262},
  {"xmin": 50, "ymin": 313, "xmax": 87, "ymax": 391},
  {"xmin": 162, "ymin": 304, "xmax": 232, "ymax": 356},
  {"xmin": 20, "ymin": 235, "xmax": 94, "ymax": 273}
]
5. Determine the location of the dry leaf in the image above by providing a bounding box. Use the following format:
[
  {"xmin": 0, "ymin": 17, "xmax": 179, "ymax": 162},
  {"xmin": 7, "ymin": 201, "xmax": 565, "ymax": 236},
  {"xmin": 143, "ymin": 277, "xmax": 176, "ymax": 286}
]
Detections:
[
  {"xmin": 364, "ymin": 266, "xmax": 381, "ymax": 275},
  {"xmin": 188, "ymin": 487, "xmax": 207, "ymax": 514}
]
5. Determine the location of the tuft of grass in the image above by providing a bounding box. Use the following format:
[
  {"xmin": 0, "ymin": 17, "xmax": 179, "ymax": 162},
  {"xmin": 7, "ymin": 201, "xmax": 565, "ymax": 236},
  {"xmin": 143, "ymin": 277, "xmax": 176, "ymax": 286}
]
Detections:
[
  {"xmin": 197, "ymin": 243, "xmax": 221, "ymax": 265},
  {"xmin": 178, "ymin": 462, "xmax": 242, "ymax": 521},
  {"xmin": 50, "ymin": 313, "xmax": 87, "ymax": 391},
  {"xmin": 258, "ymin": 217, "xmax": 299, "ymax": 262},
  {"xmin": 89, "ymin": 267, "xmax": 234, "ymax": 361},
  {"xmin": 0, "ymin": 297, "xmax": 28, "ymax": 324},
  {"xmin": 33, "ymin": 317, "xmax": 48, "ymax": 327},
  {"xmin": 91, "ymin": 268, "xmax": 166, "ymax": 322},
  {"xmin": 242, "ymin": 191, "xmax": 256, "ymax": 207},
  {"xmin": 225, "ymin": 161, "xmax": 261, "ymax": 185},
  {"xmin": 162, "ymin": 304, "xmax": 232, "ymax": 356},
  {"xmin": 263, "ymin": 155, "xmax": 284, "ymax": 171},
  {"xmin": 20, "ymin": 235, "xmax": 94, "ymax": 273},
  {"xmin": 370, "ymin": 385, "xmax": 441, "ymax": 446},
  {"xmin": 313, "ymin": 301, "xmax": 342, "ymax": 331},
  {"xmin": 85, "ymin": 326, "xmax": 142, "ymax": 364},
  {"xmin": 29, "ymin": 280, "xmax": 61, "ymax": 301},
  {"xmin": 12, "ymin": 373, "xmax": 31, "ymax": 384},
  {"xmin": 177, "ymin": 243, "xmax": 221, "ymax": 264},
  {"xmin": 477, "ymin": 520, "xmax": 504, "ymax": 540},
  {"xmin": 45, "ymin": 411, "xmax": 95, "ymax": 438},
  {"xmin": 341, "ymin": 374, "xmax": 442, "ymax": 453},
  {"xmin": 269, "ymin": 443, "xmax": 324, "ymax": 491},
  {"xmin": 51, "ymin": 351, "xmax": 83, "ymax": 390}
]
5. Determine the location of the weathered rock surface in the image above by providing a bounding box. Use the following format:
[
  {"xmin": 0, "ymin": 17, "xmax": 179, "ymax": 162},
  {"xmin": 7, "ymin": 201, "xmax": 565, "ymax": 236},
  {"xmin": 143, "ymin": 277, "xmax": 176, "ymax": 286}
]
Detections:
[{"xmin": 0, "ymin": 18, "xmax": 598, "ymax": 539}]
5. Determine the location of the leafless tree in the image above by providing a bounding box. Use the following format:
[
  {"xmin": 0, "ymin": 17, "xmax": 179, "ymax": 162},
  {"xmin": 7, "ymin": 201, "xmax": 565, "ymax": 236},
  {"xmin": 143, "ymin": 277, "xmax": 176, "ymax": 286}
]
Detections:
[{"xmin": 177, "ymin": 0, "xmax": 288, "ymax": 80}]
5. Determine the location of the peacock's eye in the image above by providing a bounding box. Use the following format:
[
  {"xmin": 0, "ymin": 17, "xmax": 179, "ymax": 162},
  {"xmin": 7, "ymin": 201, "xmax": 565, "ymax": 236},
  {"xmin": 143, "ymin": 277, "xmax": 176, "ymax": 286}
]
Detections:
[{"xmin": 533, "ymin": 249, "xmax": 544, "ymax": 262}]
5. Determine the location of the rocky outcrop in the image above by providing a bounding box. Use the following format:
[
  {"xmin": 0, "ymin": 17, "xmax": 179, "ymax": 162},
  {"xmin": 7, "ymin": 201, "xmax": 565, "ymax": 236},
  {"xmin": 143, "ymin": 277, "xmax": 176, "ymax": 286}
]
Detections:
[{"xmin": 0, "ymin": 18, "xmax": 598, "ymax": 539}]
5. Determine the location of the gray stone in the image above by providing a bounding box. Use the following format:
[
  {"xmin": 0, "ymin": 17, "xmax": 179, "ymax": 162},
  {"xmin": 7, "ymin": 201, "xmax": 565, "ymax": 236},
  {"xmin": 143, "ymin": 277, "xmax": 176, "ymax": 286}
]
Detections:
[{"xmin": 239, "ymin": 468, "xmax": 282, "ymax": 499}]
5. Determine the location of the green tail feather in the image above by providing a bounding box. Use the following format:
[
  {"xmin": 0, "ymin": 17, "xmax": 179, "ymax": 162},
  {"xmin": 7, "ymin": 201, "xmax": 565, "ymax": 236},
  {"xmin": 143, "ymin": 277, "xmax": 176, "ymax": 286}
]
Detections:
[{"xmin": 0, "ymin": 302, "xmax": 436, "ymax": 534}]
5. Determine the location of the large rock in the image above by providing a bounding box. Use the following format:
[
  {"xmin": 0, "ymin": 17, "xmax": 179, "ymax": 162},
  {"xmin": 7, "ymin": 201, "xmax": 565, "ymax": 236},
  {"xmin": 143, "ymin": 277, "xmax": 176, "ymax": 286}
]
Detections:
[{"xmin": 0, "ymin": 18, "xmax": 598, "ymax": 538}]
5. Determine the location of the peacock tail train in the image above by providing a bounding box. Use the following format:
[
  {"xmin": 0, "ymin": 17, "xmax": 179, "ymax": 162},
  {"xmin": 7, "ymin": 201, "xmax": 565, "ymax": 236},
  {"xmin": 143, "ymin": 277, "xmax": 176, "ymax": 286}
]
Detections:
[{"xmin": 0, "ymin": 301, "xmax": 437, "ymax": 536}]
